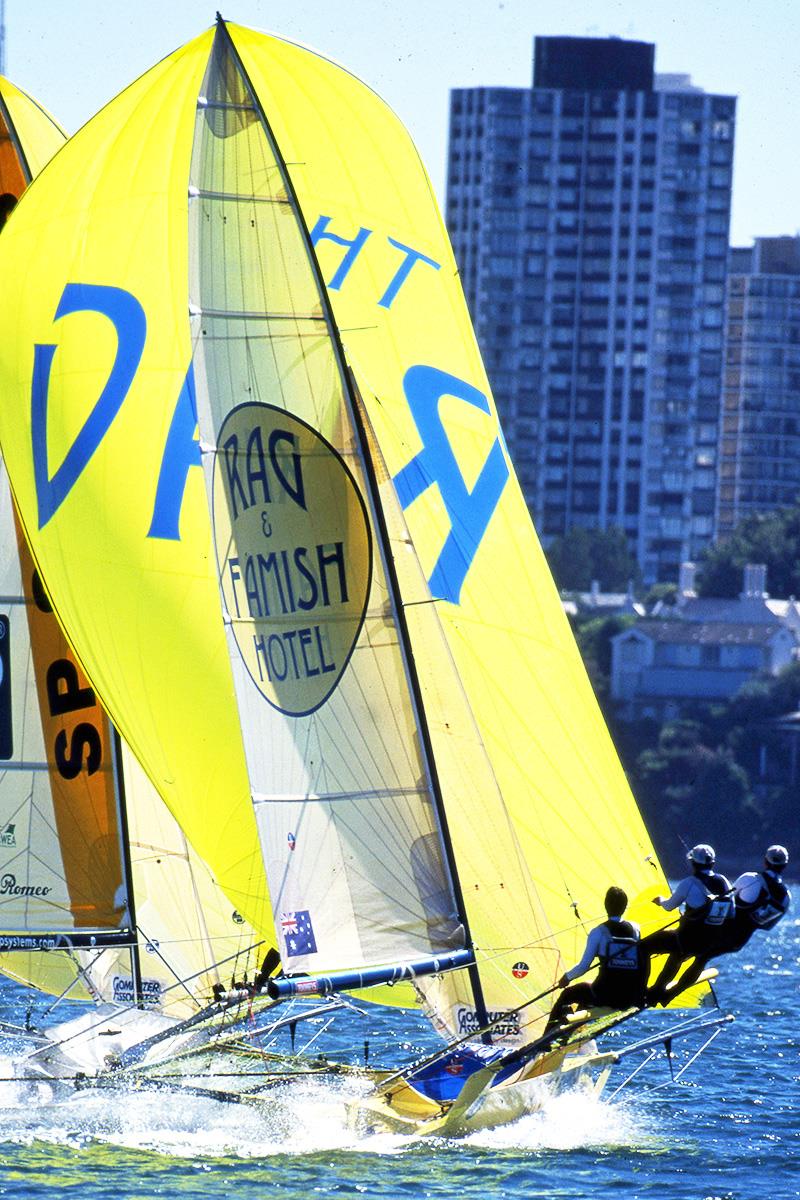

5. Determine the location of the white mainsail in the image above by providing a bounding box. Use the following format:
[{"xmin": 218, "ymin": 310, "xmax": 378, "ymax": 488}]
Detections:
[{"xmin": 189, "ymin": 32, "xmax": 466, "ymax": 980}]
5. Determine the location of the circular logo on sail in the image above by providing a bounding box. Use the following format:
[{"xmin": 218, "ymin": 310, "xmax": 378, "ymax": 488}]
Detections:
[
  {"xmin": 511, "ymin": 961, "xmax": 529, "ymax": 979},
  {"xmin": 212, "ymin": 403, "xmax": 372, "ymax": 716}
]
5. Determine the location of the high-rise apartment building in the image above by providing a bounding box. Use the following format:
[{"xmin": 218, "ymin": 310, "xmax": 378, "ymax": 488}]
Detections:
[
  {"xmin": 446, "ymin": 36, "xmax": 736, "ymax": 583},
  {"xmin": 718, "ymin": 237, "xmax": 800, "ymax": 537}
]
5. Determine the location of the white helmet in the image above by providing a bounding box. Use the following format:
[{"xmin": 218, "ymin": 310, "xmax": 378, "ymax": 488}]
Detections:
[
  {"xmin": 765, "ymin": 845, "xmax": 789, "ymax": 870},
  {"xmin": 687, "ymin": 844, "xmax": 715, "ymax": 868}
]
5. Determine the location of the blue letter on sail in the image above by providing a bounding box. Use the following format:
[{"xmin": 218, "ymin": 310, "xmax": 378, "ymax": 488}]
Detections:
[
  {"xmin": 393, "ymin": 366, "xmax": 509, "ymax": 605},
  {"xmin": 31, "ymin": 283, "xmax": 146, "ymax": 529},
  {"xmin": 148, "ymin": 364, "xmax": 201, "ymax": 540}
]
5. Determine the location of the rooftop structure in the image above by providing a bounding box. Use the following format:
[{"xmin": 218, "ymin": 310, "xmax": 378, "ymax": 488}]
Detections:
[{"xmin": 610, "ymin": 563, "xmax": 800, "ymax": 719}]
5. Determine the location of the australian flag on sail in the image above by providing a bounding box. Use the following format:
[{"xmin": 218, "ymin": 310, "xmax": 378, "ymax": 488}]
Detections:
[{"xmin": 281, "ymin": 910, "xmax": 317, "ymax": 957}]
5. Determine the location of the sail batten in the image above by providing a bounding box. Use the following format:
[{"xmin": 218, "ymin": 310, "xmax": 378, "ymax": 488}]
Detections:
[
  {"xmin": 252, "ymin": 785, "xmax": 429, "ymax": 804},
  {"xmin": 195, "ymin": 308, "xmax": 324, "ymax": 321},
  {"xmin": 191, "ymin": 188, "xmax": 289, "ymax": 205}
]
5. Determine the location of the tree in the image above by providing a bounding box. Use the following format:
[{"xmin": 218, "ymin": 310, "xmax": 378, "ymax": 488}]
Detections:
[
  {"xmin": 697, "ymin": 506, "xmax": 800, "ymax": 597},
  {"xmin": 721, "ymin": 660, "xmax": 800, "ymax": 730},
  {"xmin": 632, "ymin": 721, "xmax": 756, "ymax": 871},
  {"xmin": 642, "ymin": 582, "xmax": 677, "ymax": 610},
  {"xmin": 573, "ymin": 613, "xmax": 635, "ymax": 704},
  {"xmin": 614, "ymin": 663, "xmax": 800, "ymax": 874},
  {"xmin": 546, "ymin": 526, "xmax": 592, "ymax": 591},
  {"xmin": 546, "ymin": 525, "xmax": 641, "ymax": 592}
]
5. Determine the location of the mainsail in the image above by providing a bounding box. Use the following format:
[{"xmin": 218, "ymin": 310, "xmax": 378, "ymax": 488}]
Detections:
[
  {"xmin": 0, "ymin": 74, "xmax": 265, "ymax": 1022},
  {"xmin": 0, "ymin": 23, "xmax": 675, "ymax": 1049}
]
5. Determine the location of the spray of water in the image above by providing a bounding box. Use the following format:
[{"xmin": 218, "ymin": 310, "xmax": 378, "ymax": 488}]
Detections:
[
  {"xmin": 461, "ymin": 1087, "xmax": 654, "ymax": 1152},
  {"xmin": 0, "ymin": 1042, "xmax": 658, "ymax": 1160}
]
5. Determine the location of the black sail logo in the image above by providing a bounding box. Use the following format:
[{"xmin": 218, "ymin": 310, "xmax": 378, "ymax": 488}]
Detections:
[{"xmin": 212, "ymin": 404, "xmax": 371, "ymax": 716}]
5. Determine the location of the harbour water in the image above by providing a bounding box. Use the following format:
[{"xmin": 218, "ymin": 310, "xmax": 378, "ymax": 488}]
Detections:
[{"xmin": 0, "ymin": 913, "xmax": 796, "ymax": 1199}]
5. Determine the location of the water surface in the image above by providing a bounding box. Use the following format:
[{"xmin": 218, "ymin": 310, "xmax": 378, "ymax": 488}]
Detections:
[{"xmin": 0, "ymin": 915, "xmax": 796, "ymax": 1199}]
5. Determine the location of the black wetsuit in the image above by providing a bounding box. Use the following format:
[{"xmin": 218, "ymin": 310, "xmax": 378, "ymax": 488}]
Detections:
[
  {"xmin": 546, "ymin": 919, "xmax": 647, "ymax": 1031},
  {"xmin": 642, "ymin": 870, "xmax": 734, "ymax": 1003}
]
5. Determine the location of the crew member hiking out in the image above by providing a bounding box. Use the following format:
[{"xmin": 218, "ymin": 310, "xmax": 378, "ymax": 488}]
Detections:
[
  {"xmin": 545, "ymin": 886, "xmax": 648, "ymax": 1034},
  {"xmin": 718, "ymin": 845, "xmax": 792, "ymax": 953},
  {"xmin": 642, "ymin": 843, "xmax": 734, "ymax": 1006}
]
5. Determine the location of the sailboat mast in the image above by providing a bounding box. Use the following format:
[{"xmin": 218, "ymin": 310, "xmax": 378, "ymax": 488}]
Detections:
[
  {"xmin": 110, "ymin": 728, "xmax": 144, "ymax": 1008},
  {"xmin": 215, "ymin": 18, "xmax": 490, "ymax": 1034},
  {"xmin": 346, "ymin": 375, "xmax": 491, "ymax": 1035}
]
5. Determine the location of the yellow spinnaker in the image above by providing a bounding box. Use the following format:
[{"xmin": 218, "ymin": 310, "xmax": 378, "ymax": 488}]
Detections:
[
  {"xmin": 0, "ymin": 70, "xmax": 268, "ymax": 1008},
  {"xmin": 0, "ymin": 35, "xmax": 272, "ymax": 939}
]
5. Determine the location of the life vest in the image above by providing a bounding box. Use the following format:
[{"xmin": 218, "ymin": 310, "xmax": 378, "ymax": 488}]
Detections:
[
  {"xmin": 684, "ymin": 871, "xmax": 735, "ymax": 927},
  {"xmin": 598, "ymin": 919, "xmax": 641, "ymax": 972},
  {"xmin": 738, "ymin": 872, "xmax": 788, "ymax": 930},
  {"xmin": 594, "ymin": 919, "xmax": 646, "ymax": 1007}
]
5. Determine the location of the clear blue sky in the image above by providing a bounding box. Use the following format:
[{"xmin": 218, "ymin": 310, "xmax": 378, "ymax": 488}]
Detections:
[{"xmin": 5, "ymin": 0, "xmax": 800, "ymax": 245}]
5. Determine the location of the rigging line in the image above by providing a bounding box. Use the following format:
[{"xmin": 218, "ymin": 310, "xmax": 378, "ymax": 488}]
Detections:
[
  {"xmin": 28, "ymin": 944, "xmax": 269, "ymax": 1060},
  {"xmin": 134, "ymin": 924, "xmax": 202, "ymax": 1011},
  {"xmin": 185, "ymin": 998, "xmax": 344, "ymax": 1057},
  {"xmin": 244, "ymin": 667, "xmax": 434, "ymax": 902},
  {"xmin": 299, "ymin": 582, "xmax": 426, "ymax": 804},
  {"xmin": 63, "ymin": 947, "xmax": 105, "ymax": 1009},
  {"xmin": 377, "ymin": 980, "xmax": 563, "ymax": 1092},
  {"xmin": 157, "ymin": 939, "xmax": 265, "ymax": 997},
  {"xmin": 304, "ymin": 694, "xmax": 434, "ymax": 868},
  {"xmin": 293, "ymin": 711, "xmax": 440, "ymax": 888},
  {"xmin": 34, "ymin": 948, "xmax": 108, "ymax": 1022},
  {"xmin": 348, "ymin": 376, "xmax": 490, "ymax": 1030},
  {"xmin": 646, "ymin": 1027, "xmax": 729, "ymax": 1093},
  {"xmin": 295, "ymin": 1015, "xmax": 337, "ymax": 1060},
  {"xmin": 607, "ymin": 1048, "xmax": 657, "ymax": 1100},
  {"xmin": 177, "ymin": 824, "xmax": 246, "ymax": 987},
  {"xmin": 341, "ymin": 385, "xmax": 561, "ymax": 936}
]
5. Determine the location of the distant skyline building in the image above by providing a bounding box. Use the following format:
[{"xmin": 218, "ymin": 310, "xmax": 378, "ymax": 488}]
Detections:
[
  {"xmin": 718, "ymin": 236, "xmax": 800, "ymax": 537},
  {"xmin": 446, "ymin": 35, "xmax": 736, "ymax": 583}
]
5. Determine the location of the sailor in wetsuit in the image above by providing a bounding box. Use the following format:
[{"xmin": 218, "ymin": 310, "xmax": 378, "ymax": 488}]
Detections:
[
  {"xmin": 545, "ymin": 886, "xmax": 648, "ymax": 1033},
  {"xmin": 643, "ymin": 843, "xmax": 734, "ymax": 1006},
  {"xmin": 721, "ymin": 845, "xmax": 792, "ymax": 952}
]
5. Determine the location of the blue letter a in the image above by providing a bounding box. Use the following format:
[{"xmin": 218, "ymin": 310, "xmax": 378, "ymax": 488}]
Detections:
[{"xmin": 393, "ymin": 366, "xmax": 509, "ymax": 605}]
